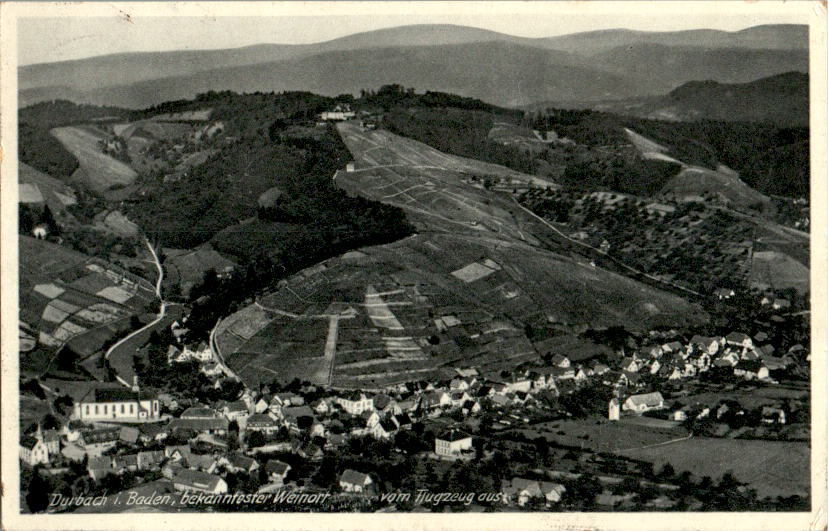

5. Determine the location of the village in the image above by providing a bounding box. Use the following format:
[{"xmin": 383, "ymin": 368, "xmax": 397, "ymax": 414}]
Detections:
[{"xmin": 20, "ymin": 288, "xmax": 810, "ymax": 513}]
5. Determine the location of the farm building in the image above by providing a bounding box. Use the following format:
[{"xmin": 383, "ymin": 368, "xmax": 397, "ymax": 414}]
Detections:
[
  {"xmin": 339, "ymin": 469, "xmax": 373, "ymax": 493},
  {"xmin": 171, "ymin": 468, "xmax": 228, "ymax": 494},
  {"xmin": 265, "ymin": 459, "xmax": 291, "ymax": 484},
  {"xmin": 622, "ymin": 392, "xmax": 665, "ymax": 414}
]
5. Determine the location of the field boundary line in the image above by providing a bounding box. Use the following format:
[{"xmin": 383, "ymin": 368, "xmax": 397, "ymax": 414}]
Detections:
[{"xmin": 617, "ymin": 433, "xmax": 693, "ymax": 453}]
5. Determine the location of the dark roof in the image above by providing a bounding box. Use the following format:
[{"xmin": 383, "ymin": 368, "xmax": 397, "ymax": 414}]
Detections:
[
  {"xmin": 247, "ymin": 413, "xmax": 277, "ymax": 426},
  {"xmin": 172, "ymin": 469, "xmax": 223, "ymax": 491},
  {"xmin": 226, "ymin": 400, "xmax": 248, "ymax": 413},
  {"xmin": 265, "ymin": 459, "xmax": 291, "ymax": 476},
  {"xmin": 726, "ymin": 332, "xmax": 751, "ymax": 343},
  {"xmin": 88, "ymin": 456, "xmax": 113, "ymax": 469},
  {"xmin": 119, "ymin": 426, "xmax": 140, "ymax": 443},
  {"xmin": 168, "ymin": 417, "xmax": 228, "ymax": 432},
  {"xmin": 340, "ymin": 469, "xmax": 371, "ymax": 486},
  {"xmin": 180, "ymin": 406, "xmax": 219, "ymax": 419},
  {"xmin": 227, "ymin": 453, "xmax": 257, "ymax": 470},
  {"xmin": 437, "ymin": 429, "xmax": 471, "ymax": 442},
  {"xmin": 735, "ymin": 360, "xmax": 764, "ymax": 371},
  {"xmin": 378, "ymin": 419, "xmax": 397, "ymax": 432},
  {"xmin": 282, "ymin": 405, "xmax": 314, "ymax": 419},
  {"xmin": 82, "ymin": 428, "xmax": 121, "ymax": 444},
  {"xmin": 20, "ymin": 435, "xmax": 39, "ymax": 449},
  {"xmin": 89, "ymin": 388, "xmax": 156, "ymax": 403},
  {"xmin": 138, "ymin": 423, "xmax": 167, "ymax": 437},
  {"xmin": 373, "ymin": 394, "xmax": 391, "ymax": 410}
]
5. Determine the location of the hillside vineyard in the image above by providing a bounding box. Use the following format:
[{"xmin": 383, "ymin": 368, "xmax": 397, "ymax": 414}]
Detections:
[{"xmin": 13, "ymin": 18, "xmax": 813, "ymax": 519}]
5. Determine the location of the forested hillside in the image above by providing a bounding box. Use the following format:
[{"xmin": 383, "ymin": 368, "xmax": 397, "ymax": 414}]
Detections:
[
  {"xmin": 19, "ymin": 100, "xmax": 128, "ymax": 179},
  {"xmin": 525, "ymin": 110, "xmax": 810, "ymax": 198},
  {"xmin": 124, "ymin": 91, "xmax": 414, "ymax": 257}
]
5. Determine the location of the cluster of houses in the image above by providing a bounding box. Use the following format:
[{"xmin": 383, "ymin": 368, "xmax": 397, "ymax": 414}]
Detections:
[
  {"xmin": 167, "ymin": 324, "xmax": 227, "ymax": 380},
  {"xmin": 500, "ymin": 478, "xmax": 567, "ymax": 507},
  {"xmin": 21, "ymin": 303, "xmax": 806, "ymax": 507},
  {"xmin": 598, "ymin": 330, "xmax": 804, "ymax": 391}
]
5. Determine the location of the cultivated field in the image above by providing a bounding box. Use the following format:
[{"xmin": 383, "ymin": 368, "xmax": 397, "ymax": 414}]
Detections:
[
  {"xmin": 618, "ymin": 437, "xmax": 809, "ymax": 498},
  {"xmin": 516, "ymin": 418, "xmax": 689, "ymax": 453},
  {"xmin": 218, "ymin": 124, "xmax": 706, "ymax": 388},
  {"xmin": 661, "ymin": 166, "xmax": 771, "ymax": 210},
  {"xmin": 18, "ymin": 162, "xmax": 78, "ymax": 214},
  {"xmin": 19, "ymin": 236, "xmax": 155, "ymax": 361},
  {"xmin": 749, "ymin": 250, "xmax": 810, "ymax": 294},
  {"xmin": 51, "ymin": 125, "xmax": 138, "ymax": 194},
  {"xmin": 163, "ymin": 245, "xmax": 236, "ymax": 297}
]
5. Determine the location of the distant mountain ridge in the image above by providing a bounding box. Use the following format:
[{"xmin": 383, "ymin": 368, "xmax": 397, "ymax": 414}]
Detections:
[
  {"xmin": 32, "ymin": 42, "xmax": 638, "ymax": 109},
  {"xmin": 549, "ymin": 72, "xmax": 809, "ymax": 127},
  {"xmin": 19, "ymin": 23, "xmax": 808, "ymax": 109}
]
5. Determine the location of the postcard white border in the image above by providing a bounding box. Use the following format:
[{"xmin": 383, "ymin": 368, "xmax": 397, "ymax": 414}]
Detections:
[{"xmin": 1, "ymin": 2, "xmax": 826, "ymax": 530}]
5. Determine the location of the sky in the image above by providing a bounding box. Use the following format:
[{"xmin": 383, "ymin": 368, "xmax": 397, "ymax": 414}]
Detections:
[{"xmin": 17, "ymin": 4, "xmax": 808, "ymax": 66}]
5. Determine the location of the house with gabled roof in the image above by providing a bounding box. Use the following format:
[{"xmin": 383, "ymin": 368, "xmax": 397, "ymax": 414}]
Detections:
[
  {"xmin": 622, "ymin": 392, "xmax": 665, "ymax": 414},
  {"xmin": 265, "ymin": 459, "xmax": 291, "ymax": 484},
  {"xmin": 540, "ymin": 481, "xmax": 566, "ymax": 503},
  {"xmin": 254, "ymin": 397, "xmax": 269, "ymax": 414},
  {"xmin": 310, "ymin": 399, "xmax": 330, "ymax": 416},
  {"xmin": 136, "ymin": 450, "xmax": 164, "ymax": 471},
  {"xmin": 171, "ymin": 468, "xmax": 227, "ymax": 494},
  {"xmin": 421, "ymin": 391, "xmax": 451, "ymax": 410},
  {"xmin": 551, "ymin": 354, "xmax": 571, "ymax": 368},
  {"xmin": 643, "ymin": 345, "xmax": 663, "ymax": 358},
  {"xmin": 20, "ymin": 435, "xmax": 49, "ymax": 466},
  {"xmin": 733, "ymin": 360, "xmax": 769, "ymax": 381},
  {"xmin": 714, "ymin": 287, "xmax": 735, "ymax": 299},
  {"xmin": 340, "ymin": 469, "xmax": 373, "ymax": 493},
  {"xmin": 164, "ymin": 444, "xmax": 191, "ymax": 461},
  {"xmin": 113, "ymin": 453, "xmax": 140, "ymax": 472},
  {"xmin": 137, "ymin": 422, "xmax": 168, "ymax": 443},
  {"xmin": 79, "ymin": 427, "xmax": 121, "ymax": 454},
  {"xmin": 222, "ymin": 453, "xmax": 260, "ymax": 474},
  {"xmin": 180, "ymin": 406, "xmax": 219, "ymax": 419},
  {"xmin": 38, "ymin": 428, "xmax": 60, "ymax": 455},
  {"xmin": 620, "ymin": 357, "xmax": 640, "ymax": 373},
  {"xmin": 283, "ymin": 405, "xmax": 316, "ymax": 432},
  {"xmin": 168, "ymin": 417, "xmax": 228, "ymax": 436},
  {"xmin": 185, "ymin": 453, "xmax": 219, "ymax": 474},
  {"xmin": 435, "ymin": 429, "xmax": 473, "ymax": 458},
  {"xmin": 690, "ymin": 335, "xmax": 719, "ymax": 355},
  {"xmin": 501, "ymin": 478, "xmax": 543, "ymax": 506},
  {"xmin": 246, "ymin": 413, "xmax": 279, "ymax": 434},
  {"xmin": 370, "ymin": 419, "xmax": 398, "ymax": 440},
  {"xmin": 661, "ymin": 341, "xmax": 683, "ymax": 353},
  {"xmin": 224, "ymin": 400, "xmax": 249, "ymax": 421},
  {"xmin": 461, "ymin": 400, "xmax": 482, "ymax": 416},
  {"xmin": 725, "ymin": 332, "xmax": 753, "ymax": 349},
  {"xmin": 87, "ymin": 456, "xmax": 114, "ymax": 480},
  {"xmin": 337, "ymin": 392, "xmax": 374, "ymax": 415}
]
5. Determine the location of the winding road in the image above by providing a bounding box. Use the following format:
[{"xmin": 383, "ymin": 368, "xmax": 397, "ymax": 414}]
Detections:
[{"xmin": 105, "ymin": 239, "xmax": 168, "ymax": 388}]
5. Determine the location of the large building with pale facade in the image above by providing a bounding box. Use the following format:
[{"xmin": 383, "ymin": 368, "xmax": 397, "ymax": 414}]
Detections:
[{"xmin": 73, "ymin": 388, "xmax": 160, "ymax": 423}]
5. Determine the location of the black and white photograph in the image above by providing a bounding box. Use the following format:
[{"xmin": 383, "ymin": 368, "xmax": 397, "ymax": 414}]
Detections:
[{"xmin": 1, "ymin": 2, "xmax": 825, "ymax": 529}]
